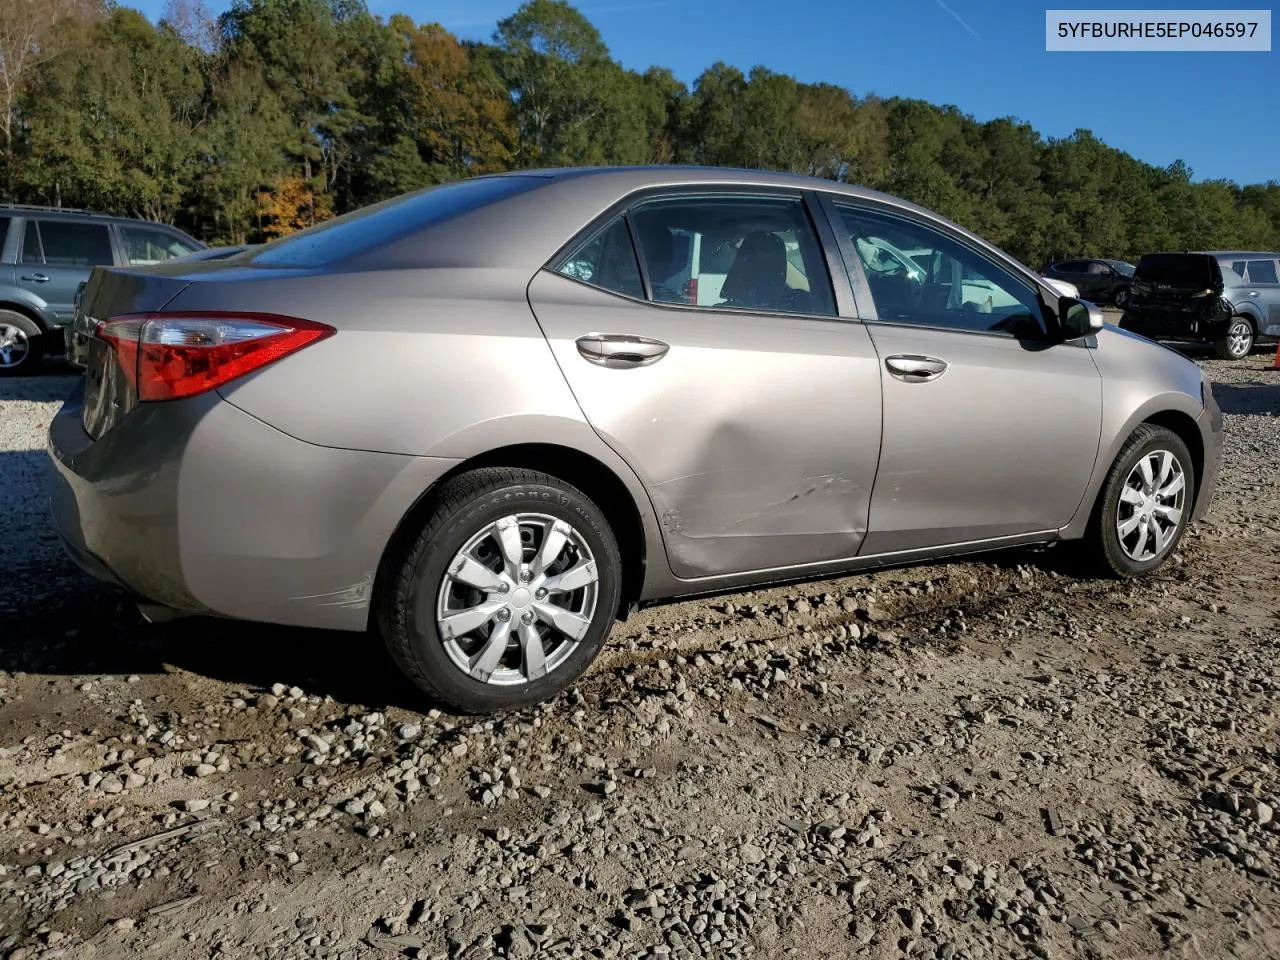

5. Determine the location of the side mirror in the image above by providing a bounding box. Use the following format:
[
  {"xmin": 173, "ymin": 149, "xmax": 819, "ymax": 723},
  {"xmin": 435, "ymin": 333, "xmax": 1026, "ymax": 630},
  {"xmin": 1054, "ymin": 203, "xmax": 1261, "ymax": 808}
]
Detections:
[{"xmin": 1060, "ymin": 297, "xmax": 1105, "ymax": 339}]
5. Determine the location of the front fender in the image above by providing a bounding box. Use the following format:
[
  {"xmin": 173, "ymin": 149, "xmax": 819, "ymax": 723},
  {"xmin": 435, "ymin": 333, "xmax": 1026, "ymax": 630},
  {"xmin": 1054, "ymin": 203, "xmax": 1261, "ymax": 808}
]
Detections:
[
  {"xmin": 1059, "ymin": 326, "xmax": 1208, "ymax": 539},
  {"xmin": 1058, "ymin": 390, "xmax": 1208, "ymax": 540}
]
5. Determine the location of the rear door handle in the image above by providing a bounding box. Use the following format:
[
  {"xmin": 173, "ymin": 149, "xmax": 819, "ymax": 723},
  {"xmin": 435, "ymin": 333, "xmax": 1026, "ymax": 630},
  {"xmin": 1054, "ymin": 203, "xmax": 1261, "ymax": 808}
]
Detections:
[
  {"xmin": 885, "ymin": 354, "xmax": 948, "ymax": 383},
  {"xmin": 575, "ymin": 334, "xmax": 670, "ymax": 368},
  {"xmin": 21, "ymin": 273, "xmax": 50, "ymax": 283}
]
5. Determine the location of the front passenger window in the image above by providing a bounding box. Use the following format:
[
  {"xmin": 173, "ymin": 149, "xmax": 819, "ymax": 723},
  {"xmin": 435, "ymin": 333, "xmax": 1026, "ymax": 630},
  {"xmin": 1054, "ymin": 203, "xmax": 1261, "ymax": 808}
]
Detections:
[{"xmin": 835, "ymin": 203, "xmax": 1046, "ymax": 339}]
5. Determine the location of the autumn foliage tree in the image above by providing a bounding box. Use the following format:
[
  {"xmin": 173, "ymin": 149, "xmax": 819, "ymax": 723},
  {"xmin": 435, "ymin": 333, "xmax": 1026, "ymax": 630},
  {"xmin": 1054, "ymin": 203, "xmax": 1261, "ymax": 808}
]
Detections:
[{"xmin": 256, "ymin": 174, "xmax": 333, "ymax": 237}]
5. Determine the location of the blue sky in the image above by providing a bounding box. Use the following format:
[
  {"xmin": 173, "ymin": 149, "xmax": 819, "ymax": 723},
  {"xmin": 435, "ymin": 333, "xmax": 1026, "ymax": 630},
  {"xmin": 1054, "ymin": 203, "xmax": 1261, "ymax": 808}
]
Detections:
[{"xmin": 130, "ymin": 0, "xmax": 1279, "ymax": 186}]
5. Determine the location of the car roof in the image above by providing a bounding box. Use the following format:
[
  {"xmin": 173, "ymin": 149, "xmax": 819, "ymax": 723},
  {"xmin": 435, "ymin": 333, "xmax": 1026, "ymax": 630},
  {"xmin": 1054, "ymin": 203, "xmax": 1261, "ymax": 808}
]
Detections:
[
  {"xmin": 504, "ymin": 164, "xmax": 940, "ymax": 216},
  {"xmin": 332, "ymin": 165, "xmax": 1041, "ymax": 280},
  {"xmin": 0, "ymin": 204, "xmax": 190, "ymax": 231},
  {"xmin": 1192, "ymin": 250, "xmax": 1280, "ymax": 259}
]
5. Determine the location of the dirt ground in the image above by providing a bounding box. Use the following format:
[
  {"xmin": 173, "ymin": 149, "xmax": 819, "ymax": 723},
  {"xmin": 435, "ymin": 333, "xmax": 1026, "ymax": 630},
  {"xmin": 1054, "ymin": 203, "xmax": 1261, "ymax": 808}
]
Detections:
[{"xmin": 1, "ymin": 347, "xmax": 1279, "ymax": 960}]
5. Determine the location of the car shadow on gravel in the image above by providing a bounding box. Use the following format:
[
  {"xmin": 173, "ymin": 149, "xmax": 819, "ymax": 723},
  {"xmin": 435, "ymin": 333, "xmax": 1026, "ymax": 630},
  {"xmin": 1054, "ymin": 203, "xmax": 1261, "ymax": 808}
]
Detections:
[
  {"xmin": 0, "ymin": 367, "xmax": 79, "ymax": 402},
  {"xmin": 1211, "ymin": 381, "xmax": 1280, "ymax": 416},
  {"xmin": 1, "ymin": 587, "xmax": 425, "ymax": 709}
]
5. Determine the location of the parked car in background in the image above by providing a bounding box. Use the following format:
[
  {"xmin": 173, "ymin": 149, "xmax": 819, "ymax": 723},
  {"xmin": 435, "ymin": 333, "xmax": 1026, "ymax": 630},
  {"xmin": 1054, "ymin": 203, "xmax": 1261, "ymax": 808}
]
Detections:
[
  {"xmin": 1042, "ymin": 258, "xmax": 1135, "ymax": 307},
  {"xmin": 49, "ymin": 167, "xmax": 1222, "ymax": 713},
  {"xmin": 1121, "ymin": 251, "xmax": 1280, "ymax": 360},
  {"xmin": 0, "ymin": 205, "xmax": 204, "ymax": 374}
]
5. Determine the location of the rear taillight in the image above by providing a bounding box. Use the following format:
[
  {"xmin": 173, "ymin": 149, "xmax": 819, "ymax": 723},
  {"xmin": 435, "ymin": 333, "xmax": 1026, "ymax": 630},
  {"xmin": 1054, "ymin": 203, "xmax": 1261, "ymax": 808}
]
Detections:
[
  {"xmin": 681, "ymin": 278, "xmax": 698, "ymax": 304},
  {"xmin": 96, "ymin": 312, "xmax": 334, "ymax": 401}
]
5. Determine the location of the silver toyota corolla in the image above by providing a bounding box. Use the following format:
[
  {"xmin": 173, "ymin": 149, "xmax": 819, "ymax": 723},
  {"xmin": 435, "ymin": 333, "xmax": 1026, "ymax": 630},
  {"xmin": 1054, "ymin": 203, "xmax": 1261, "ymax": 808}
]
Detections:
[{"xmin": 47, "ymin": 167, "xmax": 1224, "ymax": 713}]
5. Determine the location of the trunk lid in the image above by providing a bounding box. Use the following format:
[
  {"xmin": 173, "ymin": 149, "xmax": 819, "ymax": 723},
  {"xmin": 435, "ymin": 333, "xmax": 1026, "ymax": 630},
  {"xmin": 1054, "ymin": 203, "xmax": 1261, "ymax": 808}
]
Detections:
[{"xmin": 79, "ymin": 265, "xmax": 193, "ymax": 439}]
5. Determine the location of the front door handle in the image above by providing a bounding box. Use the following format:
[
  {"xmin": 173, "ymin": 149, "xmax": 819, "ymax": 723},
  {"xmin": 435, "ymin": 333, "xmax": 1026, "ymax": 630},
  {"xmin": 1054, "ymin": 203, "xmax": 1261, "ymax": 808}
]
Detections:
[
  {"xmin": 575, "ymin": 334, "xmax": 670, "ymax": 368},
  {"xmin": 21, "ymin": 273, "xmax": 50, "ymax": 283},
  {"xmin": 885, "ymin": 354, "xmax": 948, "ymax": 383}
]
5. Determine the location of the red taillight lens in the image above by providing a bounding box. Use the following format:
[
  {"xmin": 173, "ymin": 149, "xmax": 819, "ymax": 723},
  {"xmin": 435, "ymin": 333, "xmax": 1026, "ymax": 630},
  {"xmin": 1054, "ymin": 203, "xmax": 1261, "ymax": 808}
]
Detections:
[
  {"xmin": 96, "ymin": 312, "xmax": 334, "ymax": 401},
  {"xmin": 681, "ymin": 278, "xmax": 698, "ymax": 305}
]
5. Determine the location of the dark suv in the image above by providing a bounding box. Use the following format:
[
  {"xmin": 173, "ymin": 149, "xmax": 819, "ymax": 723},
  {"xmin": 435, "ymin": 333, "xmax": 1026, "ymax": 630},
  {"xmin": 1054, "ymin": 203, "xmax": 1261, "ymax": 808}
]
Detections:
[
  {"xmin": 0, "ymin": 206, "xmax": 204, "ymax": 375},
  {"xmin": 1120, "ymin": 251, "xmax": 1280, "ymax": 360},
  {"xmin": 1041, "ymin": 258, "xmax": 1136, "ymax": 307}
]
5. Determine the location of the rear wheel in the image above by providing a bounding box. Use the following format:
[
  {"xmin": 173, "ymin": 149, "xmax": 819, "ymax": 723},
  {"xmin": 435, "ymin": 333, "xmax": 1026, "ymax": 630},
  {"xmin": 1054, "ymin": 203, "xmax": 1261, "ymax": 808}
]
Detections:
[
  {"xmin": 1213, "ymin": 318, "xmax": 1253, "ymax": 360},
  {"xmin": 1083, "ymin": 424, "xmax": 1194, "ymax": 577},
  {"xmin": 377, "ymin": 468, "xmax": 622, "ymax": 713},
  {"xmin": 0, "ymin": 311, "xmax": 43, "ymax": 376}
]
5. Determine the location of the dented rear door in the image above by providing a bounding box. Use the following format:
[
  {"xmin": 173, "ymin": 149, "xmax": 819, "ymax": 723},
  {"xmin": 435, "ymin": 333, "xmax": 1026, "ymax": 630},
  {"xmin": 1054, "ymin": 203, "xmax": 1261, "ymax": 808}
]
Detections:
[{"xmin": 527, "ymin": 269, "xmax": 882, "ymax": 581}]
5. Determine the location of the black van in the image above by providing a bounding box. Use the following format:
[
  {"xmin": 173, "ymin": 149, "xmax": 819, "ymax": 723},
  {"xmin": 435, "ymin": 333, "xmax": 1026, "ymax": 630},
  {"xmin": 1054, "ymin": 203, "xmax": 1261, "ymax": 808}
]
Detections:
[{"xmin": 1120, "ymin": 251, "xmax": 1279, "ymax": 360}]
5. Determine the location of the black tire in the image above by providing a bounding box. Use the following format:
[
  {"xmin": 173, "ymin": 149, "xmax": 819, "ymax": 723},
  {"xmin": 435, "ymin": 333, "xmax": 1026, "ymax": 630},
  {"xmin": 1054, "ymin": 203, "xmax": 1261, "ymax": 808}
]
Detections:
[
  {"xmin": 1213, "ymin": 317, "xmax": 1254, "ymax": 360},
  {"xmin": 1083, "ymin": 424, "xmax": 1195, "ymax": 578},
  {"xmin": 0, "ymin": 310, "xmax": 44, "ymax": 376},
  {"xmin": 377, "ymin": 467, "xmax": 622, "ymax": 714},
  {"xmin": 1113, "ymin": 286, "xmax": 1129, "ymax": 309}
]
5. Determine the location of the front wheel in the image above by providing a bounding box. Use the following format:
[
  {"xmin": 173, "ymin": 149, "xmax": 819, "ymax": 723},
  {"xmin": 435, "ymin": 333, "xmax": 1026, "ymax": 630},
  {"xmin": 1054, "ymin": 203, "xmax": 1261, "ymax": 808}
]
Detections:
[
  {"xmin": 1113, "ymin": 287, "xmax": 1129, "ymax": 309},
  {"xmin": 1213, "ymin": 318, "xmax": 1254, "ymax": 360},
  {"xmin": 1083, "ymin": 424, "xmax": 1195, "ymax": 577},
  {"xmin": 377, "ymin": 467, "xmax": 622, "ymax": 713}
]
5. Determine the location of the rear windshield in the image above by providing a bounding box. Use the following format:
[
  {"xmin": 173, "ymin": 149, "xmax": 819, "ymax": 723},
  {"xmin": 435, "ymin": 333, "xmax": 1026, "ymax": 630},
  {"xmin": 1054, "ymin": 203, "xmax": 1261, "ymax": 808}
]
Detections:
[
  {"xmin": 1135, "ymin": 254, "xmax": 1218, "ymax": 285},
  {"xmin": 248, "ymin": 176, "xmax": 544, "ymax": 268}
]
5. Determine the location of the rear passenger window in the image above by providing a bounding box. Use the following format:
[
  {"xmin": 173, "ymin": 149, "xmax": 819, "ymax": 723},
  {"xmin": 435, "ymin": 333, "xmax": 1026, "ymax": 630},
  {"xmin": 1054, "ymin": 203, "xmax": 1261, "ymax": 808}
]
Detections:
[
  {"xmin": 628, "ymin": 195, "xmax": 836, "ymax": 317},
  {"xmin": 36, "ymin": 221, "xmax": 113, "ymax": 267},
  {"xmin": 120, "ymin": 225, "xmax": 197, "ymax": 265},
  {"xmin": 1246, "ymin": 259, "xmax": 1279, "ymax": 284},
  {"xmin": 556, "ymin": 217, "xmax": 643, "ymax": 299},
  {"xmin": 0, "ymin": 217, "xmax": 9, "ymax": 251}
]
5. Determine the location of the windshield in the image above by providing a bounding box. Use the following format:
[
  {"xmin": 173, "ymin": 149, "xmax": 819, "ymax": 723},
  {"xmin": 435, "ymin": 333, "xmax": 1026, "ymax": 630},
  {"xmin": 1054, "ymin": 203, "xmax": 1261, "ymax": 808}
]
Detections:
[{"xmin": 1106, "ymin": 260, "xmax": 1135, "ymax": 277}]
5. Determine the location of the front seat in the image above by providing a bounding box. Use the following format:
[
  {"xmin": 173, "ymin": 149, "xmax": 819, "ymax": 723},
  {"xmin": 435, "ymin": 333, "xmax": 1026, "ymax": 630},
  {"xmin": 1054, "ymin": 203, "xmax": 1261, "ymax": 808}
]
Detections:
[{"xmin": 719, "ymin": 231, "xmax": 790, "ymax": 311}]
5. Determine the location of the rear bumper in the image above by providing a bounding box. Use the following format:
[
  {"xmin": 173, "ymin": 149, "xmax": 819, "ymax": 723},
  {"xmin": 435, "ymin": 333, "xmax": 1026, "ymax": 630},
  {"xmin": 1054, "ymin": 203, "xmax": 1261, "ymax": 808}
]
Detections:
[
  {"xmin": 47, "ymin": 381, "xmax": 461, "ymax": 631},
  {"xmin": 1121, "ymin": 310, "xmax": 1232, "ymax": 342}
]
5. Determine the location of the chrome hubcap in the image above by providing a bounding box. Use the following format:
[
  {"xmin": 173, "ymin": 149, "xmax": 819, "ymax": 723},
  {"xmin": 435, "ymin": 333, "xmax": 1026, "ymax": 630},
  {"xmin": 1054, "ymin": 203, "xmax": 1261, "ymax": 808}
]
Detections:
[
  {"xmin": 1227, "ymin": 322, "xmax": 1251, "ymax": 357},
  {"xmin": 0, "ymin": 324, "xmax": 29, "ymax": 368},
  {"xmin": 435, "ymin": 512, "xmax": 599, "ymax": 685},
  {"xmin": 1116, "ymin": 449, "xmax": 1186, "ymax": 562}
]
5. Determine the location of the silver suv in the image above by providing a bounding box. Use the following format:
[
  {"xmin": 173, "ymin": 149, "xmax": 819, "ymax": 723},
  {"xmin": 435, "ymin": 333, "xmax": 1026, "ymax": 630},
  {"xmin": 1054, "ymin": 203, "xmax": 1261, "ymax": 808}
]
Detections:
[{"xmin": 0, "ymin": 205, "xmax": 204, "ymax": 375}]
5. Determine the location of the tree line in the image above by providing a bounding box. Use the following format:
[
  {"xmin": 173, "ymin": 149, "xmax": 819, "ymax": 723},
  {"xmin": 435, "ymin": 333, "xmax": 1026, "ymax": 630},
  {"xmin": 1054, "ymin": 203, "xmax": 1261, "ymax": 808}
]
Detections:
[{"xmin": 2, "ymin": 0, "xmax": 1278, "ymax": 264}]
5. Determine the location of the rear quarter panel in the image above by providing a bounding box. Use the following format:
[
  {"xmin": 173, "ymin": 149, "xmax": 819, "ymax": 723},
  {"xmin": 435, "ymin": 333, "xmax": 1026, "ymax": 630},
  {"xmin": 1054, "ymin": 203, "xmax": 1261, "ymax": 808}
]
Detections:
[
  {"xmin": 182, "ymin": 265, "xmax": 673, "ymax": 593},
  {"xmin": 192, "ymin": 267, "xmax": 590, "ymax": 457}
]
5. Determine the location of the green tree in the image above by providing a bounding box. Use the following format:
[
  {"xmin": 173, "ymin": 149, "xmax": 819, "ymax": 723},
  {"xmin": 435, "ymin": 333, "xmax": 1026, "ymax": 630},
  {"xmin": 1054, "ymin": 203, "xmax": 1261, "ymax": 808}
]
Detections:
[
  {"xmin": 19, "ymin": 7, "xmax": 205, "ymax": 221},
  {"xmin": 219, "ymin": 0, "xmax": 369, "ymax": 214},
  {"xmin": 493, "ymin": 0, "xmax": 648, "ymax": 165},
  {"xmin": 0, "ymin": 0, "xmax": 102, "ymax": 195}
]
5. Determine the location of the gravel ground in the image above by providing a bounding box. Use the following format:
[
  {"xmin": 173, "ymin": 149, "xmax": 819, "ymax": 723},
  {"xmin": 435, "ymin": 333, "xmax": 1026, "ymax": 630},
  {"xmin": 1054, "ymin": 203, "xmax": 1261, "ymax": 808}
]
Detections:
[{"xmin": 1, "ymin": 345, "xmax": 1279, "ymax": 960}]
